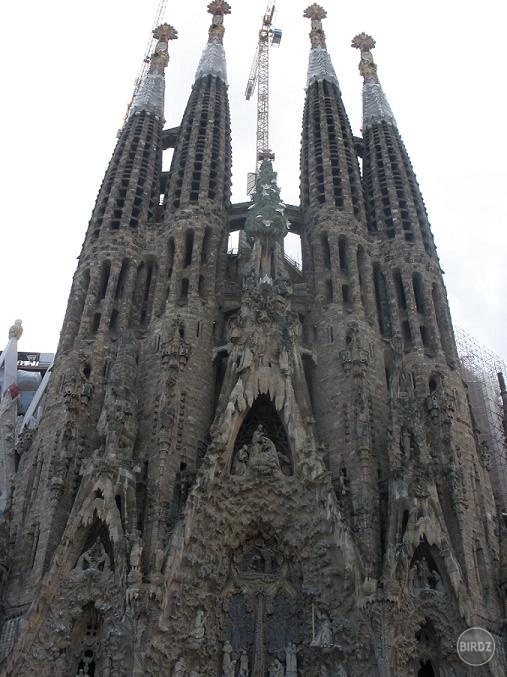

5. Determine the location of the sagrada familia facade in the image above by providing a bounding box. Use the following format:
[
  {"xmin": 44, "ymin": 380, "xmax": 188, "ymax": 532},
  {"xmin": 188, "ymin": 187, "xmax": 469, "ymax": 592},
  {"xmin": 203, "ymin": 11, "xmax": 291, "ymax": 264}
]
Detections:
[{"xmin": 0, "ymin": 2, "xmax": 505, "ymax": 675}]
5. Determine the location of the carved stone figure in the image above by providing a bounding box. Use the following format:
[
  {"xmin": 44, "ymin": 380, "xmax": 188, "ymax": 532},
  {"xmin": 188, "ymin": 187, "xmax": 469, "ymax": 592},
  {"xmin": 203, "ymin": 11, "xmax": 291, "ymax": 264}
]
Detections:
[
  {"xmin": 312, "ymin": 610, "xmax": 333, "ymax": 647},
  {"xmin": 222, "ymin": 641, "xmax": 236, "ymax": 677},
  {"xmin": 232, "ymin": 445, "xmax": 249, "ymax": 476},
  {"xmin": 238, "ymin": 650, "xmax": 249, "ymax": 677},
  {"xmin": 172, "ymin": 657, "xmax": 186, "ymax": 677},
  {"xmin": 268, "ymin": 657, "xmax": 284, "ymax": 677},
  {"xmin": 285, "ymin": 642, "xmax": 297, "ymax": 677},
  {"xmin": 77, "ymin": 537, "xmax": 110, "ymax": 573},
  {"xmin": 189, "ymin": 609, "xmax": 205, "ymax": 642}
]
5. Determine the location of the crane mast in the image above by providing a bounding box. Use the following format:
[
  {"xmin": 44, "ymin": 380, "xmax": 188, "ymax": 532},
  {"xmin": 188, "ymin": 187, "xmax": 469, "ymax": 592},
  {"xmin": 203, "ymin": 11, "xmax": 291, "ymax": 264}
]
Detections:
[
  {"xmin": 118, "ymin": 0, "xmax": 169, "ymax": 136},
  {"xmin": 245, "ymin": 4, "xmax": 282, "ymax": 178}
]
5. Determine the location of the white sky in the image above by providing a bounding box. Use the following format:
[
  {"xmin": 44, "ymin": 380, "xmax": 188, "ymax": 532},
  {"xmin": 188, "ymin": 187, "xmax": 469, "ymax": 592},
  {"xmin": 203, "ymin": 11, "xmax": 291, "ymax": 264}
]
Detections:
[{"xmin": 1, "ymin": 0, "xmax": 505, "ymax": 364}]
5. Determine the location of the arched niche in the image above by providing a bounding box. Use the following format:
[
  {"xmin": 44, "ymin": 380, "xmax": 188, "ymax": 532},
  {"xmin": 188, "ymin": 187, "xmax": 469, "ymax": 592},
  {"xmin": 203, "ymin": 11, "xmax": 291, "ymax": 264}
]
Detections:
[
  {"xmin": 230, "ymin": 394, "xmax": 293, "ymax": 476},
  {"xmin": 73, "ymin": 519, "xmax": 115, "ymax": 574},
  {"xmin": 409, "ymin": 538, "xmax": 448, "ymax": 593}
]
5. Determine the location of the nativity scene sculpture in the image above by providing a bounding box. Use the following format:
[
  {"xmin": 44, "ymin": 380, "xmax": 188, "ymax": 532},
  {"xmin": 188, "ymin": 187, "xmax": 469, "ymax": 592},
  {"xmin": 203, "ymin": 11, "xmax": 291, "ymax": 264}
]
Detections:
[{"xmin": 231, "ymin": 424, "xmax": 291, "ymax": 477}]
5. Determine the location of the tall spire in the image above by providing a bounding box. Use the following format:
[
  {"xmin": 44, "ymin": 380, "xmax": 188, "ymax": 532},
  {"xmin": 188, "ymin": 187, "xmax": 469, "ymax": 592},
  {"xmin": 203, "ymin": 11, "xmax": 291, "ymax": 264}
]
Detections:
[
  {"xmin": 130, "ymin": 23, "xmax": 178, "ymax": 119},
  {"xmin": 195, "ymin": 0, "xmax": 231, "ymax": 83},
  {"xmin": 352, "ymin": 33, "xmax": 396, "ymax": 130},
  {"xmin": 304, "ymin": 4, "xmax": 339, "ymax": 89}
]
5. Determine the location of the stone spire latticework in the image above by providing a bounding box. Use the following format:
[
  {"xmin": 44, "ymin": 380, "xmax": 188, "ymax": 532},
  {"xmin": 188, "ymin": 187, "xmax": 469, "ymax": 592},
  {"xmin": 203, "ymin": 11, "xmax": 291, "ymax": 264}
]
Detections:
[
  {"xmin": 130, "ymin": 23, "xmax": 178, "ymax": 119},
  {"xmin": 304, "ymin": 4, "xmax": 339, "ymax": 88},
  {"xmin": 195, "ymin": 0, "xmax": 231, "ymax": 83},
  {"xmin": 352, "ymin": 32, "xmax": 396, "ymax": 130}
]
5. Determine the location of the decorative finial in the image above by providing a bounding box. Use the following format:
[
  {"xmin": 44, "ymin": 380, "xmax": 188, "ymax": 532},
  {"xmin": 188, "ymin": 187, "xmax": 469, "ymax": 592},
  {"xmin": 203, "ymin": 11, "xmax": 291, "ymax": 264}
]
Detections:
[
  {"xmin": 352, "ymin": 32, "xmax": 379, "ymax": 84},
  {"xmin": 8, "ymin": 319, "xmax": 23, "ymax": 341},
  {"xmin": 304, "ymin": 4, "xmax": 327, "ymax": 47},
  {"xmin": 352, "ymin": 33, "xmax": 396, "ymax": 130},
  {"xmin": 205, "ymin": 0, "xmax": 231, "ymax": 44},
  {"xmin": 153, "ymin": 24, "xmax": 178, "ymax": 43},
  {"xmin": 304, "ymin": 4, "xmax": 327, "ymax": 21},
  {"xmin": 208, "ymin": 0, "xmax": 231, "ymax": 16},
  {"xmin": 195, "ymin": 1, "xmax": 230, "ymax": 81},
  {"xmin": 148, "ymin": 23, "xmax": 178, "ymax": 75}
]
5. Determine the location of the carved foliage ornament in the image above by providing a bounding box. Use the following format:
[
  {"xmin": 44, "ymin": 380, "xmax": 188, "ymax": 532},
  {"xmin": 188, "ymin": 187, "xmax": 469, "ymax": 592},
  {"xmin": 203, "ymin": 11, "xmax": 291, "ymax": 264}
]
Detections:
[
  {"xmin": 304, "ymin": 4, "xmax": 328, "ymax": 21},
  {"xmin": 208, "ymin": 0, "xmax": 231, "ymax": 16}
]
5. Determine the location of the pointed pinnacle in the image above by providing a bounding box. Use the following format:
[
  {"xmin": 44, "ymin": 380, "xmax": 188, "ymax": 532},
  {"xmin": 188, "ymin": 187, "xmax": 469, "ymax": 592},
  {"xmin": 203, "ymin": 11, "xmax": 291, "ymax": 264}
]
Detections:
[{"xmin": 352, "ymin": 32, "xmax": 379, "ymax": 84}]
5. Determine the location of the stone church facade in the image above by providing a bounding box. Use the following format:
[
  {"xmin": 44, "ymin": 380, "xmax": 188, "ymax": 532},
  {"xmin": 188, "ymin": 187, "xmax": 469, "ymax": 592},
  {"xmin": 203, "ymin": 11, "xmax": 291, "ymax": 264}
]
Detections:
[{"xmin": 0, "ymin": 2, "xmax": 505, "ymax": 675}]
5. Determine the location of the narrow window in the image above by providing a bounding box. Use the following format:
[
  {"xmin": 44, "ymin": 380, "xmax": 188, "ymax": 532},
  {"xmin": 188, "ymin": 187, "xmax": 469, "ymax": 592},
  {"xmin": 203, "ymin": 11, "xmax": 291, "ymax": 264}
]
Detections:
[
  {"xmin": 393, "ymin": 269, "xmax": 407, "ymax": 310},
  {"xmin": 198, "ymin": 275, "xmax": 206, "ymax": 299},
  {"xmin": 412, "ymin": 272, "xmax": 425, "ymax": 313},
  {"xmin": 97, "ymin": 261, "xmax": 111, "ymax": 301},
  {"xmin": 180, "ymin": 278, "xmax": 189, "ymax": 304},
  {"xmin": 325, "ymin": 279, "xmax": 333, "ymax": 304},
  {"xmin": 114, "ymin": 260, "xmax": 129, "ymax": 299},
  {"xmin": 338, "ymin": 235, "xmax": 348, "ymax": 272},
  {"xmin": 321, "ymin": 232, "xmax": 331, "ymax": 269},
  {"xmin": 201, "ymin": 227, "xmax": 211, "ymax": 265},
  {"xmin": 184, "ymin": 230, "xmax": 194, "ymax": 268},
  {"xmin": 342, "ymin": 284, "xmax": 351, "ymax": 308},
  {"xmin": 167, "ymin": 238, "xmax": 175, "ymax": 278},
  {"xmin": 373, "ymin": 263, "xmax": 392, "ymax": 338}
]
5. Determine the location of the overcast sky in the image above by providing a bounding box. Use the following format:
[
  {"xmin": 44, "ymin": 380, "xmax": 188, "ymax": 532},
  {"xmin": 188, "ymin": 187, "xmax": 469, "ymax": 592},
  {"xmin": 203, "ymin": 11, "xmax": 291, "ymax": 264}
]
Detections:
[{"xmin": 1, "ymin": 0, "xmax": 505, "ymax": 365}]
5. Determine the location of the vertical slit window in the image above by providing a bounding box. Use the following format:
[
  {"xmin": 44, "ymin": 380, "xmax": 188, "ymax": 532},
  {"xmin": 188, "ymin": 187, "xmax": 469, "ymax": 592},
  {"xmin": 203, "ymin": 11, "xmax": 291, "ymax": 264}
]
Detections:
[
  {"xmin": 412, "ymin": 272, "xmax": 425, "ymax": 313},
  {"xmin": 325, "ymin": 279, "xmax": 333, "ymax": 304},
  {"xmin": 373, "ymin": 263, "xmax": 392, "ymax": 338},
  {"xmin": 97, "ymin": 261, "xmax": 111, "ymax": 301},
  {"xmin": 180, "ymin": 278, "xmax": 189, "ymax": 304},
  {"xmin": 393, "ymin": 269, "xmax": 408, "ymax": 310},
  {"xmin": 338, "ymin": 236, "xmax": 348, "ymax": 273},
  {"xmin": 184, "ymin": 230, "xmax": 194, "ymax": 268},
  {"xmin": 114, "ymin": 260, "xmax": 129, "ymax": 299},
  {"xmin": 321, "ymin": 232, "xmax": 331, "ymax": 269}
]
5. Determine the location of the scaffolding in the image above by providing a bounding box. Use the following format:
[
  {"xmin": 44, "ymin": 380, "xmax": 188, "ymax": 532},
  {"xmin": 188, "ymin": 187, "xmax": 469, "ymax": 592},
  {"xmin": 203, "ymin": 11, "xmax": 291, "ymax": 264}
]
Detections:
[{"xmin": 456, "ymin": 326, "xmax": 507, "ymax": 506}]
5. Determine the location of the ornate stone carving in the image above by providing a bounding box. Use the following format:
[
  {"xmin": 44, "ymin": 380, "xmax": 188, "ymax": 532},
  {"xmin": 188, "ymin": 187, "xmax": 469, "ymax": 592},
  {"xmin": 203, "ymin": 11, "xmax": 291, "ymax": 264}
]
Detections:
[{"xmin": 76, "ymin": 538, "xmax": 111, "ymax": 573}]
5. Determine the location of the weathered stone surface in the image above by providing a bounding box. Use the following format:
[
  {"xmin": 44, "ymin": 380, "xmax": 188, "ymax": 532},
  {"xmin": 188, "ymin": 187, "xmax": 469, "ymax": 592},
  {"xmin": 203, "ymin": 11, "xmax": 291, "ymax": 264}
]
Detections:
[{"xmin": 0, "ymin": 6, "xmax": 505, "ymax": 677}]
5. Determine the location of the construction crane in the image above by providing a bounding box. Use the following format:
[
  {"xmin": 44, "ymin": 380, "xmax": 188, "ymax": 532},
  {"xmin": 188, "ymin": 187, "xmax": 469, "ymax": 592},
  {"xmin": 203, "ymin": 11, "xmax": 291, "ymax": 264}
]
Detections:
[
  {"xmin": 245, "ymin": 3, "xmax": 282, "ymax": 186},
  {"xmin": 118, "ymin": 0, "xmax": 169, "ymax": 136}
]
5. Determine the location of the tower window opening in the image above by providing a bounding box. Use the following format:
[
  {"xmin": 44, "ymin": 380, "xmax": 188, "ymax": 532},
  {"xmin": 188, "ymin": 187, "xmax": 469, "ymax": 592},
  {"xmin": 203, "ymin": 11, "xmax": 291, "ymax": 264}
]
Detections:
[
  {"xmin": 201, "ymin": 227, "xmax": 211, "ymax": 265},
  {"xmin": 115, "ymin": 260, "xmax": 129, "ymax": 299},
  {"xmin": 342, "ymin": 284, "xmax": 351, "ymax": 308},
  {"xmin": 338, "ymin": 236, "xmax": 348, "ymax": 272},
  {"xmin": 373, "ymin": 263, "xmax": 392, "ymax": 338},
  {"xmin": 420, "ymin": 325, "xmax": 429, "ymax": 348},
  {"xmin": 180, "ymin": 278, "xmax": 189, "ymax": 304},
  {"xmin": 97, "ymin": 261, "xmax": 111, "ymax": 301},
  {"xmin": 184, "ymin": 230, "xmax": 194, "ymax": 268},
  {"xmin": 393, "ymin": 269, "xmax": 408, "ymax": 310},
  {"xmin": 412, "ymin": 272, "xmax": 426, "ymax": 313},
  {"xmin": 321, "ymin": 232, "xmax": 331, "ymax": 269},
  {"xmin": 325, "ymin": 279, "xmax": 333, "ymax": 304},
  {"xmin": 167, "ymin": 238, "xmax": 175, "ymax": 279},
  {"xmin": 91, "ymin": 313, "xmax": 101, "ymax": 334},
  {"xmin": 109, "ymin": 309, "xmax": 119, "ymax": 333},
  {"xmin": 402, "ymin": 320, "xmax": 413, "ymax": 347},
  {"xmin": 198, "ymin": 275, "xmax": 206, "ymax": 299}
]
